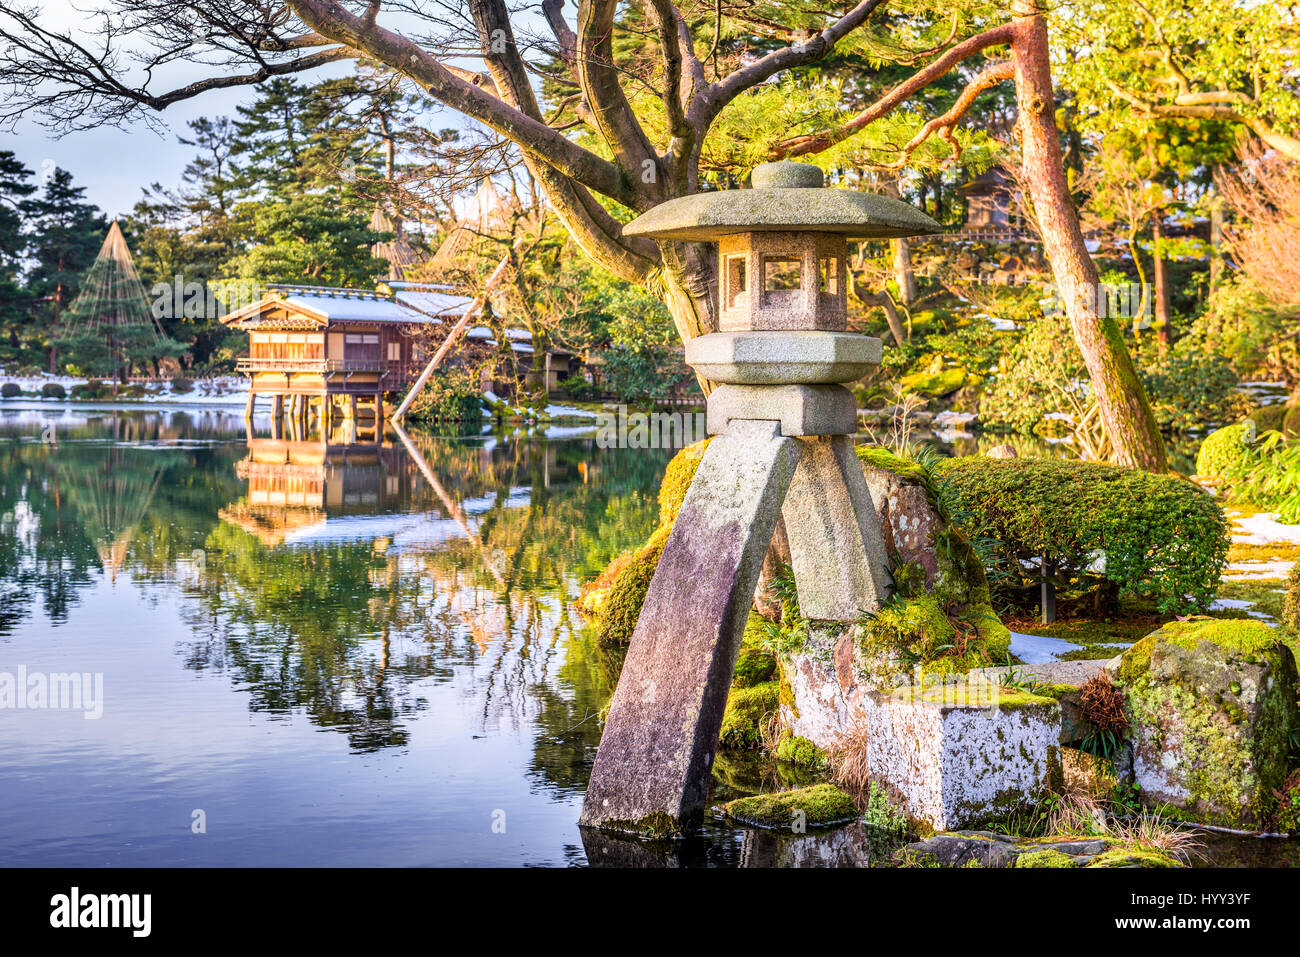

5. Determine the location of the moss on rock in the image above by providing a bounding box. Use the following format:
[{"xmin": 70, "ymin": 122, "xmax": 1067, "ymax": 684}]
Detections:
[
  {"xmin": 1085, "ymin": 847, "xmax": 1183, "ymax": 868},
  {"xmin": 1016, "ymin": 848, "xmax": 1078, "ymax": 868},
  {"xmin": 593, "ymin": 525, "xmax": 670, "ymax": 648},
  {"xmin": 1115, "ymin": 618, "xmax": 1300, "ymax": 825},
  {"xmin": 772, "ymin": 731, "xmax": 827, "ymax": 770},
  {"xmin": 720, "ymin": 681, "xmax": 779, "ymax": 749},
  {"xmin": 733, "ymin": 612, "xmax": 778, "ymax": 688},
  {"xmin": 657, "ymin": 438, "xmax": 710, "ymax": 526},
  {"xmin": 719, "ymin": 784, "xmax": 859, "ymax": 829}
]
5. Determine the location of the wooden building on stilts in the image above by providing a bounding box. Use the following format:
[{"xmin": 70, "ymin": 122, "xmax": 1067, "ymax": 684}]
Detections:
[{"xmin": 220, "ymin": 284, "xmax": 464, "ymax": 440}]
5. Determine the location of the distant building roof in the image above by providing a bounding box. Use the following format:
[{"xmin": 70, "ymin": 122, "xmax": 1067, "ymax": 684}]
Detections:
[
  {"xmin": 221, "ymin": 284, "xmax": 438, "ymax": 328},
  {"xmin": 377, "ymin": 281, "xmax": 477, "ymax": 320}
]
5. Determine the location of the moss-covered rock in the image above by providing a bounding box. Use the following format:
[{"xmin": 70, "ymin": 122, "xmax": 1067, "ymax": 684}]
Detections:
[
  {"xmin": 1084, "ymin": 847, "xmax": 1183, "ymax": 868},
  {"xmin": 720, "ymin": 681, "xmax": 779, "ymax": 749},
  {"xmin": 1114, "ymin": 618, "xmax": 1300, "ymax": 826},
  {"xmin": 733, "ymin": 612, "xmax": 777, "ymax": 688},
  {"xmin": 772, "ymin": 731, "xmax": 827, "ymax": 770},
  {"xmin": 1015, "ymin": 848, "xmax": 1078, "ymax": 868},
  {"xmin": 1283, "ymin": 563, "xmax": 1300, "ymax": 635},
  {"xmin": 657, "ymin": 438, "xmax": 710, "ymax": 525},
  {"xmin": 719, "ymin": 783, "xmax": 859, "ymax": 829},
  {"xmin": 855, "ymin": 445, "xmax": 1011, "ymax": 681},
  {"xmin": 588, "ymin": 525, "xmax": 670, "ymax": 648}
]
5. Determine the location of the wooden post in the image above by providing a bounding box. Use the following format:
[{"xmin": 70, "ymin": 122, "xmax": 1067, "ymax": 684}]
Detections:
[
  {"xmin": 271, "ymin": 394, "xmax": 283, "ymax": 439},
  {"xmin": 244, "ymin": 390, "xmax": 256, "ymax": 421}
]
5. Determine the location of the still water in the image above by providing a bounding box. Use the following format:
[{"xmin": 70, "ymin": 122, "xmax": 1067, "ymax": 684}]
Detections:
[
  {"xmin": 0, "ymin": 406, "xmax": 853, "ymax": 866},
  {"xmin": 0, "ymin": 407, "xmax": 1288, "ymax": 867}
]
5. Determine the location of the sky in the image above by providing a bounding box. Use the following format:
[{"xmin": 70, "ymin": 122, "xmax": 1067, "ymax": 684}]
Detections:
[{"xmin": 4, "ymin": 2, "xmax": 426, "ymax": 216}]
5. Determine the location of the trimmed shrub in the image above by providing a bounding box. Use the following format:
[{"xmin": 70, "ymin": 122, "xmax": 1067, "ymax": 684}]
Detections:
[
  {"xmin": 40, "ymin": 382, "xmax": 66, "ymax": 400},
  {"xmin": 170, "ymin": 375, "xmax": 194, "ymax": 394},
  {"xmin": 0, "ymin": 382, "xmax": 20, "ymax": 398},
  {"xmin": 1196, "ymin": 422, "xmax": 1255, "ymax": 478},
  {"xmin": 71, "ymin": 380, "xmax": 112, "ymax": 400},
  {"xmin": 937, "ymin": 457, "xmax": 1228, "ymax": 614}
]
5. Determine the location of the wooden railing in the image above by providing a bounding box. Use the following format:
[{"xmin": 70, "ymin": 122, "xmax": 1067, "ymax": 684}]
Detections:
[{"xmin": 236, "ymin": 357, "xmax": 387, "ymax": 374}]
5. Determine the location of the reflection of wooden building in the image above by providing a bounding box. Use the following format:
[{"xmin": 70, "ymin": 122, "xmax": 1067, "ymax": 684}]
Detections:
[{"xmin": 219, "ymin": 437, "xmax": 426, "ymax": 546}]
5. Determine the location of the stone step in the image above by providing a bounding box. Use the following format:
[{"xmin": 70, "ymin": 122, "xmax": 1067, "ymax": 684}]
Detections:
[{"xmin": 973, "ymin": 658, "xmax": 1117, "ymax": 688}]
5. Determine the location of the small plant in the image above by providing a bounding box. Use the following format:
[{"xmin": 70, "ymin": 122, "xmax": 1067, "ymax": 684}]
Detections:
[{"xmin": 1077, "ymin": 674, "xmax": 1129, "ymax": 759}]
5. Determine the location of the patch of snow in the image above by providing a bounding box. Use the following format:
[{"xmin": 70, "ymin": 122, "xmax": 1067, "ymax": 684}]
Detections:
[
  {"xmin": 1223, "ymin": 559, "xmax": 1295, "ymax": 580},
  {"xmin": 1231, "ymin": 512, "xmax": 1300, "ymax": 545},
  {"xmin": 544, "ymin": 404, "xmax": 600, "ymax": 418},
  {"xmin": 1010, "ymin": 631, "xmax": 1083, "ymax": 664}
]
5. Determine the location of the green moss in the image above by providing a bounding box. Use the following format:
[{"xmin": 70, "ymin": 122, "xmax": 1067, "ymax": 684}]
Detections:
[
  {"xmin": 1016, "ymin": 848, "xmax": 1078, "ymax": 868},
  {"xmin": 598, "ymin": 811, "xmax": 687, "ymax": 839},
  {"xmin": 901, "ymin": 366, "xmax": 966, "ymax": 398},
  {"xmin": 855, "ymin": 444, "xmax": 930, "ymax": 485},
  {"xmin": 657, "ymin": 438, "xmax": 711, "ymax": 526},
  {"xmin": 720, "ymin": 681, "xmax": 779, "ymax": 749},
  {"xmin": 719, "ymin": 784, "xmax": 859, "ymax": 829},
  {"xmin": 772, "ymin": 732, "xmax": 827, "ymax": 770},
  {"xmin": 1085, "ymin": 847, "xmax": 1183, "ymax": 868},
  {"xmin": 1284, "ymin": 564, "xmax": 1300, "ymax": 635},
  {"xmin": 595, "ymin": 525, "xmax": 670, "ymax": 648},
  {"xmin": 1115, "ymin": 618, "xmax": 1300, "ymax": 824},
  {"xmin": 733, "ymin": 612, "xmax": 777, "ymax": 688}
]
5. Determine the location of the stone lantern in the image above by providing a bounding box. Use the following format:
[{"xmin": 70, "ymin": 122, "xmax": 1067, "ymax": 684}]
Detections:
[{"xmin": 580, "ymin": 162, "xmax": 941, "ymax": 837}]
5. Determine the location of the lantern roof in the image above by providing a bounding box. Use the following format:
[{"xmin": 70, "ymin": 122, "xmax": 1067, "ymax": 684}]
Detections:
[{"xmin": 622, "ymin": 162, "xmax": 942, "ymax": 242}]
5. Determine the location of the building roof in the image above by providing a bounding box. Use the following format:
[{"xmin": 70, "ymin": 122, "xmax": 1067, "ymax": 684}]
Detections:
[
  {"xmin": 378, "ymin": 281, "xmax": 477, "ymax": 320},
  {"xmin": 221, "ymin": 285, "xmax": 438, "ymax": 328}
]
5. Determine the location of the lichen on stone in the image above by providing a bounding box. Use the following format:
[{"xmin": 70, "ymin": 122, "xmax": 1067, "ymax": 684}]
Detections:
[{"xmin": 1015, "ymin": 848, "xmax": 1078, "ymax": 868}]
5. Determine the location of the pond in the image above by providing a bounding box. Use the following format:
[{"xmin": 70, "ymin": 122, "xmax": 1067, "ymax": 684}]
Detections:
[{"xmin": 0, "ymin": 406, "xmax": 1291, "ymax": 867}]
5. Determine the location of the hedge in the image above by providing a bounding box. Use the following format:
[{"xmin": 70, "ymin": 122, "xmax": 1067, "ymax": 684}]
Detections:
[
  {"xmin": 936, "ymin": 457, "xmax": 1228, "ymax": 614},
  {"xmin": 1195, "ymin": 422, "xmax": 1254, "ymax": 478},
  {"xmin": 41, "ymin": 382, "xmax": 66, "ymax": 399},
  {"xmin": 0, "ymin": 383, "xmax": 20, "ymax": 398}
]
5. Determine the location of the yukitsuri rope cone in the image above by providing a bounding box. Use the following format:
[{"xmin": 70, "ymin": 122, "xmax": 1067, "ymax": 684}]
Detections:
[{"xmin": 63, "ymin": 221, "xmax": 163, "ymax": 340}]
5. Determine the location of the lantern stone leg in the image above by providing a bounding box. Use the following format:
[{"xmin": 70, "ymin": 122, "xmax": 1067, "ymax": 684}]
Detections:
[
  {"xmin": 578, "ymin": 419, "xmax": 801, "ymax": 834},
  {"xmin": 782, "ymin": 434, "xmax": 893, "ymax": 621}
]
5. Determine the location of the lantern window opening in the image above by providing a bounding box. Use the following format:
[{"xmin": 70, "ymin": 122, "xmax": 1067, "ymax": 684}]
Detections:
[
  {"xmin": 763, "ymin": 256, "xmax": 802, "ymax": 294},
  {"xmin": 819, "ymin": 257, "xmax": 839, "ymax": 296},
  {"xmin": 726, "ymin": 254, "xmax": 748, "ymax": 310}
]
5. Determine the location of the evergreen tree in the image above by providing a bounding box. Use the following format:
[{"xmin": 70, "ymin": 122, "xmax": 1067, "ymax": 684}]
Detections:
[
  {"xmin": 0, "ymin": 151, "xmax": 35, "ymax": 361},
  {"xmin": 24, "ymin": 167, "xmax": 107, "ymax": 372}
]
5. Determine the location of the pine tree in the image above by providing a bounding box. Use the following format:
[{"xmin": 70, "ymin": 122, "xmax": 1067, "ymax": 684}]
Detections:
[
  {"xmin": 24, "ymin": 167, "xmax": 107, "ymax": 372},
  {"xmin": 58, "ymin": 221, "xmax": 184, "ymax": 380},
  {"xmin": 0, "ymin": 151, "xmax": 35, "ymax": 360}
]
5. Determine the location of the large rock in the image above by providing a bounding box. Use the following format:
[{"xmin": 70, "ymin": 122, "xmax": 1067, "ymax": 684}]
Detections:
[
  {"xmin": 1113, "ymin": 619, "xmax": 1299, "ymax": 826},
  {"xmin": 782, "ymin": 646, "xmax": 1062, "ymax": 831}
]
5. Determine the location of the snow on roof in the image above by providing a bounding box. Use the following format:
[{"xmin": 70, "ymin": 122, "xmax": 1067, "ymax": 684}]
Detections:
[
  {"xmin": 264, "ymin": 285, "xmax": 437, "ymax": 324},
  {"xmin": 394, "ymin": 288, "xmax": 476, "ymax": 318}
]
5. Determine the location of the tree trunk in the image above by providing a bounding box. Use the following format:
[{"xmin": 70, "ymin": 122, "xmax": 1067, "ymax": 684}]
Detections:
[
  {"xmin": 893, "ymin": 237, "xmax": 917, "ymax": 307},
  {"xmin": 1010, "ymin": 2, "xmax": 1167, "ymax": 472},
  {"xmin": 1151, "ymin": 211, "xmax": 1171, "ymax": 350},
  {"xmin": 658, "ymin": 241, "xmax": 719, "ymax": 395}
]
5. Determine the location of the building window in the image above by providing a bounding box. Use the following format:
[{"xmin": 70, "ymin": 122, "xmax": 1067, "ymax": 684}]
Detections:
[
  {"xmin": 388, "ymin": 342, "xmax": 401, "ymax": 361},
  {"xmin": 763, "ymin": 257, "xmax": 802, "ymax": 292}
]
